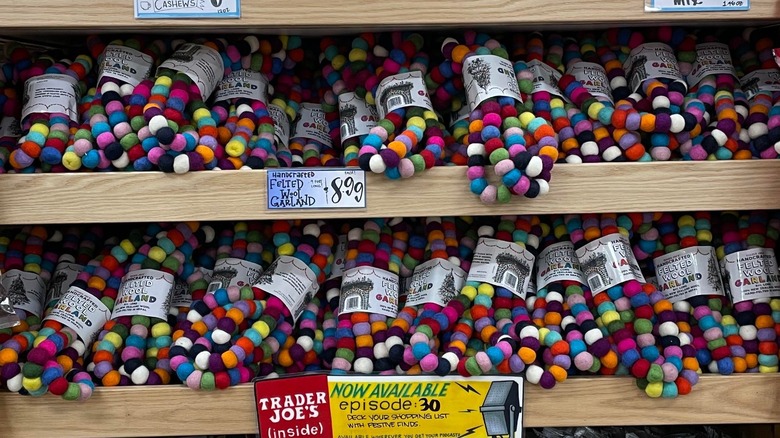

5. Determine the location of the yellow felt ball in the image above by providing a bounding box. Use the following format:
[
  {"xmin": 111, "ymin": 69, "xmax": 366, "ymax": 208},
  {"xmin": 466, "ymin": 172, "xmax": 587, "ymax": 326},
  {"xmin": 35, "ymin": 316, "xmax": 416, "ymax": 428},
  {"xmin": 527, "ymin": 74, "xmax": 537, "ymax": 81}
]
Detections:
[
  {"xmin": 601, "ymin": 310, "xmax": 620, "ymax": 326},
  {"xmin": 30, "ymin": 123, "xmax": 50, "ymax": 137},
  {"xmin": 519, "ymin": 112, "xmax": 535, "ymax": 127},
  {"xmin": 253, "ymin": 320, "xmax": 271, "ymax": 338},
  {"xmin": 33, "ymin": 336, "xmax": 47, "ymax": 347},
  {"xmin": 461, "ymin": 285, "xmax": 477, "ymax": 301},
  {"xmin": 148, "ymin": 246, "xmax": 167, "ymax": 263},
  {"xmin": 348, "ymin": 48, "xmax": 367, "ymax": 63},
  {"xmin": 119, "ymin": 239, "xmax": 136, "ymax": 256},
  {"xmin": 770, "ymin": 299, "xmax": 780, "ymax": 311},
  {"xmin": 331, "ymin": 54, "xmax": 346, "ymax": 71},
  {"xmin": 696, "ymin": 230, "xmax": 713, "ymax": 243},
  {"xmin": 192, "ymin": 108, "xmax": 211, "ymax": 121},
  {"xmin": 277, "ymin": 242, "xmax": 295, "ymax": 256},
  {"xmin": 587, "ymin": 103, "xmax": 605, "ymax": 120},
  {"xmin": 104, "ymin": 332, "xmax": 123, "ymax": 349},
  {"xmin": 155, "ymin": 76, "xmax": 173, "ymax": 88},
  {"xmin": 62, "ymin": 151, "xmax": 81, "ymax": 170},
  {"xmin": 22, "ymin": 377, "xmax": 42, "ymax": 391},
  {"xmin": 407, "ymin": 116, "xmax": 426, "ymax": 130},
  {"xmin": 538, "ymin": 327, "xmax": 550, "ymax": 344},
  {"xmin": 477, "ymin": 283, "xmax": 494, "ymax": 298},
  {"xmin": 226, "ymin": 139, "xmax": 246, "ymax": 157},
  {"xmin": 677, "ymin": 215, "xmax": 695, "ymax": 228},
  {"xmin": 151, "ymin": 322, "xmax": 171, "ymax": 338},
  {"xmin": 24, "ymin": 264, "xmax": 41, "ymax": 274},
  {"xmin": 551, "ymin": 98, "xmax": 565, "ymax": 109},
  {"xmin": 721, "ymin": 315, "xmax": 736, "ymax": 326},
  {"xmin": 645, "ymin": 382, "xmax": 663, "ymax": 398},
  {"xmin": 422, "ymin": 111, "xmax": 438, "ymax": 121},
  {"xmin": 146, "ymin": 347, "xmax": 159, "ymax": 359},
  {"xmin": 271, "ymin": 98, "xmax": 286, "ymax": 108}
]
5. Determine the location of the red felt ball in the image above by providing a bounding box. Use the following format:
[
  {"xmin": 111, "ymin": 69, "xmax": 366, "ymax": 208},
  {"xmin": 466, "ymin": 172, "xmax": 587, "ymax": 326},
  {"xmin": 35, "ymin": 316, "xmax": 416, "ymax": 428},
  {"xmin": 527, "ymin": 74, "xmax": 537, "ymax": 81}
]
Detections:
[
  {"xmin": 630, "ymin": 358, "xmax": 651, "ymax": 378},
  {"xmin": 49, "ymin": 377, "xmax": 69, "ymax": 396},
  {"xmin": 215, "ymin": 371, "xmax": 231, "ymax": 389}
]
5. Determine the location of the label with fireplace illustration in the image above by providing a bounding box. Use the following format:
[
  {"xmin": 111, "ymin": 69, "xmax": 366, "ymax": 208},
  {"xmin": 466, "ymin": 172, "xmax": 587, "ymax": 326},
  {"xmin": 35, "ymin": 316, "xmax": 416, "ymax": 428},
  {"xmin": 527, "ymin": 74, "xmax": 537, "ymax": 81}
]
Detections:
[
  {"xmin": 467, "ymin": 238, "xmax": 535, "ymax": 298},
  {"xmin": 622, "ymin": 43, "xmax": 686, "ymax": 93},
  {"xmin": 111, "ymin": 269, "xmax": 174, "ymax": 320},
  {"xmin": 328, "ymin": 235, "xmax": 348, "ymax": 280},
  {"xmin": 339, "ymin": 92, "xmax": 378, "ymax": 142},
  {"xmin": 405, "ymin": 258, "xmax": 467, "ymax": 307},
  {"xmin": 575, "ymin": 234, "xmax": 645, "ymax": 294},
  {"xmin": 721, "ymin": 248, "xmax": 780, "ymax": 303},
  {"xmin": 215, "ymin": 69, "xmax": 269, "ymax": 103},
  {"xmin": 0, "ymin": 269, "xmax": 46, "ymax": 318},
  {"xmin": 254, "ymin": 256, "xmax": 318, "ymax": 322},
  {"xmin": 158, "ymin": 43, "xmax": 223, "ymax": 100},
  {"xmin": 536, "ymin": 241, "xmax": 586, "ymax": 289},
  {"xmin": 197, "ymin": 266, "xmax": 214, "ymax": 283},
  {"xmin": 98, "ymin": 44, "xmax": 154, "ymax": 88},
  {"xmin": 0, "ymin": 117, "xmax": 21, "ymax": 139},
  {"xmin": 565, "ymin": 62, "xmax": 613, "ymax": 104},
  {"xmin": 688, "ymin": 42, "xmax": 738, "ymax": 88},
  {"xmin": 45, "ymin": 285, "xmax": 111, "ymax": 345},
  {"xmin": 22, "ymin": 73, "xmax": 81, "ymax": 123},
  {"xmin": 339, "ymin": 266, "xmax": 399, "ymax": 318},
  {"xmin": 652, "ymin": 246, "xmax": 725, "ymax": 303},
  {"xmin": 526, "ymin": 59, "xmax": 565, "ymax": 99},
  {"xmin": 207, "ymin": 257, "xmax": 264, "ymax": 293},
  {"xmin": 269, "ymin": 103, "xmax": 291, "ymax": 148},
  {"xmin": 170, "ymin": 279, "xmax": 192, "ymax": 308},
  {"xmin": 741, "ymin": 69, "xmax": 780, "ymax": 100},
  {"xmin": 375, "ymin": 71, "xmax": 433, "ymax": 119},
  {"xmin": 463, "ymin": 55, "xmax": 523, "ymax": 112},
  {"xmin": 294, "ymin": 103, "xmax": 332, "ymax": 146},
  {"xmin": 45, "ymin": 262, "xmax": 85, "ymax": 310}
]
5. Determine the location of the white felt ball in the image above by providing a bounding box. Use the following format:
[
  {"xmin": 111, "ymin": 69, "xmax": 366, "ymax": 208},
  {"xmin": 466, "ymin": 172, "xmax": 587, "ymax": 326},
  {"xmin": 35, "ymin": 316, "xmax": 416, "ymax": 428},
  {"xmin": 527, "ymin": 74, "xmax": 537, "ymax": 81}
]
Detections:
[
  {"xmin": 211, "ymin": 329, "xmax": 231, "ymax": 345},
  {"xmin": 749, "ymin": 123, "xmax": 769, "ymax": 139},
  {"xmin": 603, "ymin": 146, "xmax": 622, "ymax": 162},
  {"xmin": 467, "ymin": 142, "xmax": 486, "ymax": 157},
  {"xmin": 353, "ymin": 357, "xmax": 373, "ymax": 374},
  {"xmin": 546, "ymin": 291, "xmax": 564, "ymax": 303},
  {"xmin": 303, "ymin": 223, "xmax": 321, "ymax": 237},
  {"xmin": 525, "ymin": 156, "xmax": 543, "ymax": 177},
  {"xmin": 369, "ymin": 154, "xmax": 386, "ymax": 173},
  {"xmin": 584, "ymin": 328, "xmax": 603, "ymax": 344},
  {"xmin": 202, "ymin": 225, "xmax": 216, "ymax": 243},
  {"xmin": 385, "ymin": 336, "xmax": 403, "ymax": 349},
  {"xmin": 173, "ymin": 154, "xmax": 189, "ymax": 174},
  {"xmin": 566, "ymin": 155, "xmax": 583, "ymax": 164},
  {"xmin": 629, "ymin": 93, "xmax": 643, "ymax": 102},
  {"xmin": 711, "ymin": 129, "xmax": 727, "ymax": 146},
  {"xmin": 347, "ymin": 228, "xmax": 363, "ymax": 242},
  {"xmin": 6, "ymin": 374, "xmax": 22, "ymax": 393},
  {"xmin": 244, "ymin": 36, "xmax": 260, "ymax": 52},
  {"xmin": 739, "ymin": 325, "xmax": 757, "ymax": 340},
  {"xmin": 373, "ymin": 343, "xmax": 389, "ymax": 359},
  {"xmin": 101, "ymin": 82, "xmax": 121, "ymax": 95},
  {"xmin": 520, "ymin": 325, "xmax": 539, "ymax": 339},
  {"xmin": 441, "ymin": 38, "xmax": 458, "ymax": 52},
  {"xmin": 736, "ymin": 104, "xmax": 748, "ymax": 119},
  {"xmin": 673, "ymin": 301, "xmax": 691, "ymax": 313},
  {"xmin": 442, "ymin": 352, "xmax": 459, "ymax": 371},
  {"xmin": 112, "ymin": 152, "xmax": 130, "ymax": 170},
  {"xmin": 659, "ymin": 321, "xmax": 679, "ymax": 337},
  {"xmin": 477, "ymin": 225, "xmax": 494, "ymax": 237},
  {"xmin": 448, "ymin": 256, "xmax": 461, "ymax": 267},
  {"xmin": 195, "ymin": 351, "xmax": 211, "ymax": 370},
  {"xmin": 374, "ymin": 45, "xmax": 389, "ymax": 58},
  {"xmin": 120, "ymin": 84, "xmax": 135, "ymax": 97},
  {"xmin": 118, "ymin": 365, "xmax": 128, "ymax": 377},
  {"xmin": 71, "ymin": 340, "xmax": 87, "ymax": 357},
  {"xmin": 527, "ymin": 234, "xmax": 539, "ymax": 250},
  {"xmin": 174, "ymin": 336, "xmax": 193, "ymax": 351},
  {"xmin": 525, "ymin": 365, "xmax": 543, "ymax": 384},
  {"xmin": 561, "ymin": 316, "xmax": 576, "ymax": 330},
  {"xmin": 525, "ymin": 296, "xmax": 536, "ymax": 310},
  {"xmin": 669, "ymin": 114, "xmax": 685, "ymax": 133},
  {"xmin": 131, "ymin": 366, "xmax": 150, "ymax": 385},
  {"xmin": 652, "ymin": 96, "xmax": 671, "ymax": 109},
  {"xmin": 581, "ymin": 141, "xmax": 598, "ymax": 156},
  {"xmin": 148, "ymin": 115, "xmax": 168, "ymax": 135},
  {"xmin": 297, "ymin": 336, "xmax": 314, "ymax": 352},
  {"xmin": 610, "ymin": 77, "xmax": 627, "ymax": 89},
  {"xmin": 237, "ymin": 104, "xmax": 253, "ymax": 116}
]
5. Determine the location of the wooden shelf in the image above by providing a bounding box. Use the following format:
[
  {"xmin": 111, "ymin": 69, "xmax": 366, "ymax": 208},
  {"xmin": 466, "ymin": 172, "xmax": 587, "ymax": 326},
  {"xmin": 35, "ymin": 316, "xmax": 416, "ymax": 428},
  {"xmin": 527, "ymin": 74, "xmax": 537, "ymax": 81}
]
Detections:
[
  {"xmin": 1, "ymin": 161, "xmax": 779, "ymax": 225},
  {"xmin": 0, "ymin": 374, "xmax": 777, "ymax": 437},
  {"xmin": 0, "ymin": 0, "xmax": 778, "ymax": 33}
]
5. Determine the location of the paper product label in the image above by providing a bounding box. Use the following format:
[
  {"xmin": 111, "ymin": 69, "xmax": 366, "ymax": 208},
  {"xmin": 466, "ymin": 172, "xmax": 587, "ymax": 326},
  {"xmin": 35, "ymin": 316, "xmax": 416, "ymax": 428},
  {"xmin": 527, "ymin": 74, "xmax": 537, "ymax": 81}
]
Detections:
[
  {"xmin": 566, "ymin": 62, "xmax": 613, "ymax": 104},
  {"xmin": 207, "ymin": 257, "xmax": 264, "ymax": 293},
  {"xmin": 339, "ymin": 266, "xmax": 399, "ymax": 318},
  {"xmin": 721, "ymin": 248, "xmax": 780, "ymax": 303},
  {"xmin": 158, "ymin": 43, "xmax": 223, "ymax": 100},
  {"xmin": 254, "ymin": 256, "xmax": 318, "ymax": 322},
  {"xmin": 0, "ymin": 269, "xmax": 45, "ymax": 317},
  {"xmin": 338, "ymin": 92, "xmax": 378, "ymax": 142},
  {"xmin": 648, "ymin": 0, "xmax": 749, "ymax": 12},
  {"xmin": 0, "ymin": 117, "xmax": 21, "ymax": 138},
  {"xmin": 267, "ymin": 168, "xmax": 366, "ymax": 209},
  {"xmin": 741, "ymin": 69, "xmax": 780, "ymax": 100},
  {"xmin": 269, "ymin": 103, "xmax": 291, "ymax": 147},
  {"xmin": 688, "ymin": 43, "xmax": 738, "ymax": 87},
  {"xmin": 294, "ymin": 103, "xmax": 332, "ymax": 146},
  {"xmin": 171, "ymin": 279, "xmax": 192, "ymax": 308},
  {"xmin": 448, "ymin": 105, "xmax": 470, "ymax": 128},
  {"xmin": 653, "ymin": 246, "xmax": 725, "ymax": 303},
  {"xmin": 527, "ymin": 59, "xmax": 565, "ymax": 98},
  {"xmin": 45, "ymin": 286, "xmax": 111, "ymax": 344},
  {"xmin": 98, "ymin": 44, "xmax": 153, "ymax": 87},
  {"xmin": 45, "ymin": 262, "xmax": 84, "ymax": 308},
  {"xmin": 197, "ymin": 266, "xmax": 214, "ymax": 282},
  {"xmin": 22, "ymin": 74, "xmax": 80, "ymax": 123},
  {"xmin": 524, "ymin": 277, "xmax": 536, "ymax": 299},
  {"xmin": 405, "ymin": 258, "xmax": 467, "ymax": 307},
  {"xmin": 328, "ymin": 235, "xmax": 348, "ymax": 280},
  {"xmin": 536, "ymin": 242, "xmax": 586, "ymax": 289},
  {"xmin": 467, "ymin": 238, "xmax": 535, "ymax": 298},
  {"xmin": 463, "ymin": 55, "xmax": 523, "ymax": 111},
  {"xmin": 375, "ymin": 71, "xmax": 433, "ymax": 119},
  {"xmin": 575, "ymin": 234, "xmax": 645, "ymax": 294},
  {"xmin": 215, "ymin": 69, "xmax": 268, "ymax": 103},
  {"xmin": 111, "ymin": 269, "xmax": 174, "ymax": 319},
  {"xmin": 134, "ymin": 0, "xmax": 240, "ymax": 18},
  {"xmin": 623, "ymin": 43, "xmax": 687, "ymax": 93}
]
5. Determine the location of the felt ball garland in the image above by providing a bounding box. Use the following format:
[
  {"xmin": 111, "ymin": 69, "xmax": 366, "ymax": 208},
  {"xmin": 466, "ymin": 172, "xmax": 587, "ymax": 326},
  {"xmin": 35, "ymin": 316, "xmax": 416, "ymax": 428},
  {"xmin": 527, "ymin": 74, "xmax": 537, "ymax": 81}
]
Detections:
[
  {"xmin": 43, "ymin": 225, "xmax": 104, "ymax": 314},
  {"xmin": 0, "ymin": 226, "xmax": 51, "ymax": 332}
]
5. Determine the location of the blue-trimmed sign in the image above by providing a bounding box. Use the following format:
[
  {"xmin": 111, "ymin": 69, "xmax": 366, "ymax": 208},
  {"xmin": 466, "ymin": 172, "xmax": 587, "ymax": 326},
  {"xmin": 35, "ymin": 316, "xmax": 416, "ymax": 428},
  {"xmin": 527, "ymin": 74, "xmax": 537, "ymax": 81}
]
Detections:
[
  {"xmin": 267, "ymin": 169, "xmax": 367, "ymax": 210},
  {"xmin": 648, "ymin": 0, "xmax": 749, "ymax": 11},
  {"xmin": 135, "ymin": 0, "xmax": 240, "ymax": 19}
]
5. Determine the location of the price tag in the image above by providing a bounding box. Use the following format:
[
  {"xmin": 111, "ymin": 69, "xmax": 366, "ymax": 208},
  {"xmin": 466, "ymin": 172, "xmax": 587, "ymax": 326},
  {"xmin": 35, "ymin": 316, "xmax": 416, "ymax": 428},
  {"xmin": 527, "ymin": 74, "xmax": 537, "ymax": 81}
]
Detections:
[
  {"xmin": 254, "ymin": 374, "xmax": 524, "ymax": 438},
  {"xmin": 647, "ymin": 0, "xmax": 749, "ymax": 11},
  {"xmin": 135, "ymin": 0, "xmax": 240, "ymax": 18},
  {"xmin": 267, "ymin": 169, "xmax": 366, "ymax": 210}
]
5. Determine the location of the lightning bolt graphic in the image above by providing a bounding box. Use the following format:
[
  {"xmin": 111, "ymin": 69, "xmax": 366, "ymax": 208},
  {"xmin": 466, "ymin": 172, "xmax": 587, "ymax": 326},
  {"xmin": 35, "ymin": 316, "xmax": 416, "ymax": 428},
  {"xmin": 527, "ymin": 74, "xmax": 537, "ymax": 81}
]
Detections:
[
  {"xmin": 459, "ymin": 409, "xmax": 477, "ymax": 413},
  {"xmin": 456, "ymin": 382, "xmax": 481, "ymax": 395},
  {"xmin": 459, "ymin": 425, "xmax": 482, "ymax": 437}
]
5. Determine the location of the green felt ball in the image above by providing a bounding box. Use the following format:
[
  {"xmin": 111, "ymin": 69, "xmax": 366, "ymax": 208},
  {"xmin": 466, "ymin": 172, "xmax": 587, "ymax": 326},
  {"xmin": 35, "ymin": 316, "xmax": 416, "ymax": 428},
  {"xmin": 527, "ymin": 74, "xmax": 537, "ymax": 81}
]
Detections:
[
  {"xmin": 63, "ymin": 383, "xmax": 80, "ymax": 401},
  {"xmin": 410, "ymin": 154, "xmax": 425, "ymax": 172},
  {"xmin": 646, "ymin": 364, "xmax": 664, "ymax": 383},
  {"xmin": 633, "ymin": 318, "xmax": 653, "ymax": 335},
  {"xmin": 200, "ymin": 371, "xmax": 216, "ymax": 390},
  {"xmin": 497, "ymin": 185, "xmax": 512, "ymax": 203},
  {"xmin": 489, "ymin": 148, "xmax": 509, "ymax": 165}
]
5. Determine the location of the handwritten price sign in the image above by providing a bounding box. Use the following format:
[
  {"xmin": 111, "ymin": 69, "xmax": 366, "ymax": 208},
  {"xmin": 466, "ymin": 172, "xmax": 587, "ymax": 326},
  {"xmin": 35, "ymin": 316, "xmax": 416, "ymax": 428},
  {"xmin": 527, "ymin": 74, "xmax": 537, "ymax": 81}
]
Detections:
[
  {"xmin": 267, "ymin": 169, "xmax": 366, "ymax": 210},
  {"xmin": 254, "ymin": 374, "xmax": 524, "ymax": 438},
  {"xmin": 647, "ymin": 0, "xmax": 749, "ymax": 11}
]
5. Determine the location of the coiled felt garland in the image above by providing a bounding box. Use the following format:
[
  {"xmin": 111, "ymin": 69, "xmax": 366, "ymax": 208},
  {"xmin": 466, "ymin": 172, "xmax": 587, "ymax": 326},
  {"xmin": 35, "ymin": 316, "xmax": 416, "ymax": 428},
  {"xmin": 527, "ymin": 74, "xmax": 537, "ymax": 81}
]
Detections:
[
  {"xmin": 717, "ymin": 211, "xmax": 780, "ymax": 373},
  {"xmin": 86, "ymin": 223, "xmax": 213, "ymax": 394},
  {"xmin": 652, "ymin": 212, "xmax": 733, "ymax": 375},
  {"xmin": 3, "ymin": 225, "xmax": 158, "ymax": 399},
  {"xmin": 566, "ymin": 213, "xmax": 699, "ymax": 398}
]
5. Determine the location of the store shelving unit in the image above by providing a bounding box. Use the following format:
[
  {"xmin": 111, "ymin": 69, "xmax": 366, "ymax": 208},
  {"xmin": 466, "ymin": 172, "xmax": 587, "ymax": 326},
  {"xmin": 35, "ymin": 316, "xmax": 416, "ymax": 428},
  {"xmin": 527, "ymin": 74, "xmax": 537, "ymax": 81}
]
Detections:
[{"xmin": 0, "ymin": 1, "xmax": 779, "ymax": 437}]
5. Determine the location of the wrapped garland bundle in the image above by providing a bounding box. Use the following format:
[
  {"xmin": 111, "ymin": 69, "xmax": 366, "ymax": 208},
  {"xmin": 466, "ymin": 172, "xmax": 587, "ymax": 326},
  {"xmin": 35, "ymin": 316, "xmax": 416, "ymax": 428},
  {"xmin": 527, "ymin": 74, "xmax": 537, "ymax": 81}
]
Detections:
[
  {"xmin": 0, "ymin": 226, "xmax": 52, "ymax": 331},
  {"xmin": 263, "ymin": 41, "xmax": 306, "ymax": 169},
  {"xmin": 43, "ymin": 226, "xmax": 104, "ymax": 315}
]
